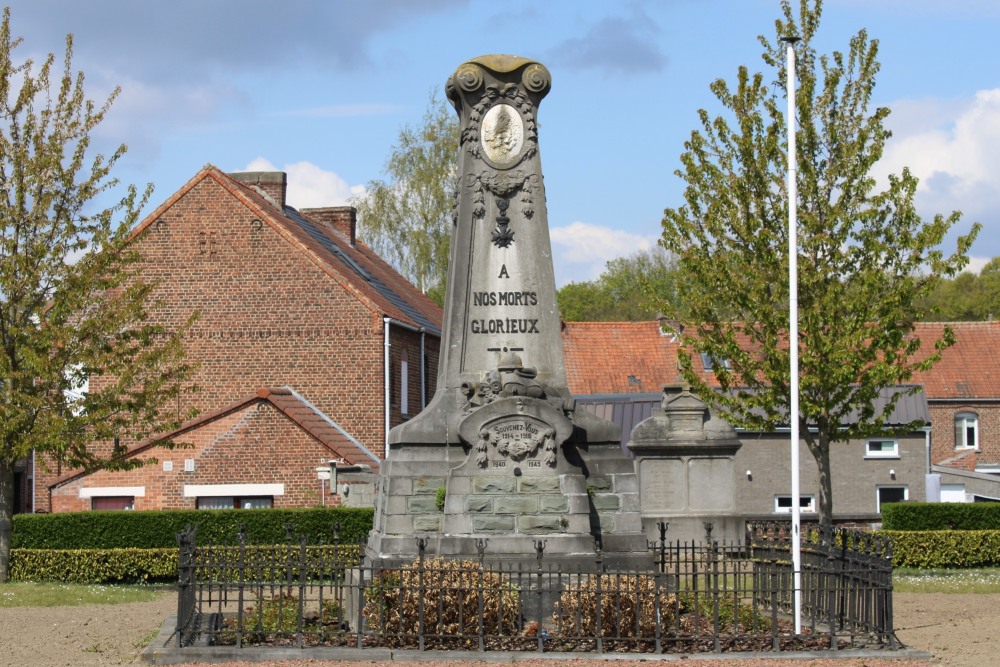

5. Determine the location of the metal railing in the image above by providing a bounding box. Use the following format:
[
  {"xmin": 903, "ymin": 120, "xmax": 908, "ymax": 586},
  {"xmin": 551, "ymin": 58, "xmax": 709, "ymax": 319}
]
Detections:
[{"xmin": 174, "ymin": 521, "xmax": 895, "ymax": 653}]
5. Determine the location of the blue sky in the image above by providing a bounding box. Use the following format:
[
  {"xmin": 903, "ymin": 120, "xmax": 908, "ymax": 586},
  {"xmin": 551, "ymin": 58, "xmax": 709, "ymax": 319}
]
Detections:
[{"xmin": 7, "ymin": 0, "xmax": 998, "ymax": 286}]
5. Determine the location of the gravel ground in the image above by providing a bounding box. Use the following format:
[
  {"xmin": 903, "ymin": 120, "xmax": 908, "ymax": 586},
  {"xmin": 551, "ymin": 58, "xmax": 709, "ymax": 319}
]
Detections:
[{"xmin": 1, "ymin": 590, "xmax": 996, "ymax": 667}]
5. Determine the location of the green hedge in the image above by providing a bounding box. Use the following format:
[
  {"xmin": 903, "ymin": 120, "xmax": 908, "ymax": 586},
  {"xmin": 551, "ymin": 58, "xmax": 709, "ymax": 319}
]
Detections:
[
  {"xmin": 9, "ymin": 544, "xmax": 363, "ymax": 584},
  {"xmin": 882, "ymin": 502, "xmax": 1000, "ymax": 531},
  {"xmin": 884, "ymin": 530, "xmax": 1000, "ymax": 568},
  {"xmin": 13, "ymin": 507, "xmax": 374, "ymax": 549},
  {"xmin": 9, "ymin": 548, "xmax": 178, "ymax": 583}
]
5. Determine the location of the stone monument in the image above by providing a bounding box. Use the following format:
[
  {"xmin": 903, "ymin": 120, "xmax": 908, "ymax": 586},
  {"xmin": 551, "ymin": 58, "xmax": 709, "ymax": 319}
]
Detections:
[
  {"xmin": 367, "ymin": 55, "xmax": 650, "ymax": 568},
  {"xmin": 628, "ymin": 383, "xmax": 744, "ymax": 543}
]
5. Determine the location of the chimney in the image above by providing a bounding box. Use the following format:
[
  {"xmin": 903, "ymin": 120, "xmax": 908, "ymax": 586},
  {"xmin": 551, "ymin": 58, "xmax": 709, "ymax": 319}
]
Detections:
[
  {"xmin": 300, "ymin": 206, "xmax": 357, "ymax": 245},
  {"xmin": 229, "ymin": 171, "xmax": 287, "ymax": 210}
]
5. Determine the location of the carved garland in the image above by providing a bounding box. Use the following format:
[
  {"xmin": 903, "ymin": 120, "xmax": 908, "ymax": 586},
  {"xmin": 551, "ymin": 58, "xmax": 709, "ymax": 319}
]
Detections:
[{"xmin": 475, "ymin": 425, "xmax": 557, "ymax": 469}]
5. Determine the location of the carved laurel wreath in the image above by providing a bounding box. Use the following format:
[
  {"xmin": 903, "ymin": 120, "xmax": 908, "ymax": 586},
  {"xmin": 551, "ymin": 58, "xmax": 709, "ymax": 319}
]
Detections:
[{"xmin": 475, "ymin": 426, "xmax": 557, "ymax": 468}]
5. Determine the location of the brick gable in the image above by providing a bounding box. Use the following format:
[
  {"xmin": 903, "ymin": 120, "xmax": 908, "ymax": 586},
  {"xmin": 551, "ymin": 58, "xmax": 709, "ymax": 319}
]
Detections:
[{"xmin": 49, "ymin": 388, "xmax": 375, "ymax": 511}]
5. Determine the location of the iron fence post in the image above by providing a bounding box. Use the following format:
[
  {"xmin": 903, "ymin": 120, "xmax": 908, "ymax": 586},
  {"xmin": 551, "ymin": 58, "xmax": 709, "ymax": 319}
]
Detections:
[{"xmin": 534, "ymin": 539, "xmax": 546, "ymax": 653}]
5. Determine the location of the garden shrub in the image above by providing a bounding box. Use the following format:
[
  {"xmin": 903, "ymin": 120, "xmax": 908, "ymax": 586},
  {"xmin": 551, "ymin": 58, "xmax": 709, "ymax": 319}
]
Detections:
[
  {"xmin": 13, "ymin": 506, "xmax": 374, "ymax": 549},
  {"xmin": 883, "ymin": 530, "xmax": 1000, "ymax": 568},
  {"xmin": 552, "ymin": 573, "xmax": 675, "ymax": 638},
  {"xmin": 882, "ymin": 502, "xmax": 1000, "ymax": 531},
  {"xmin": 363, "ymin": 558, "xmax": 520, "ymax": 640},
  {"xmin": 9, "ymin": 548, "xmax": 178, "ymax": 583}
]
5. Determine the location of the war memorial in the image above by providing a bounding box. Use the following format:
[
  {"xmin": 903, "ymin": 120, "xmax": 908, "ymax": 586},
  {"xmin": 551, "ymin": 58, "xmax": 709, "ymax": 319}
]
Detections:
[
  {"xmin": 160, "ymin": 56, "xmax": 899, "ymax": 659},
  {"xmin": 364, "ymin": 55, "xmax": 652, "ymax": 568}
]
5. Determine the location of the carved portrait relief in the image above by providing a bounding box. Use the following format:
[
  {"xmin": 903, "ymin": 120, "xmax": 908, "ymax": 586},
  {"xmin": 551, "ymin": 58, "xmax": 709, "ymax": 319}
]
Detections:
[{"xmin": 481, "ymin": 103, "xmax": 524, "ymax": 168}]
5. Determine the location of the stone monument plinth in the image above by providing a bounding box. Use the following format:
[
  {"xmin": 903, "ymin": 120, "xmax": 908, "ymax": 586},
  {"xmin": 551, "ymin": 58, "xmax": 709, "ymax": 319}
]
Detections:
[
  {"xmin": 366, "ymin": 55, "xmax": 650, "ymax": 569},
  {"xmin": 628, "ymin": 383, "xmax": 744, "ymax": 544}
]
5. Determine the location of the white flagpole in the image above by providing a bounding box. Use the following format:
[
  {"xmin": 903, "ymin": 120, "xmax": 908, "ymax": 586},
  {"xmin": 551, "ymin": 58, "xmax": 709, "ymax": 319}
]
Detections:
[{"xmin": 783, "ymin": 35, "xmax": 803, "ymax": 636}]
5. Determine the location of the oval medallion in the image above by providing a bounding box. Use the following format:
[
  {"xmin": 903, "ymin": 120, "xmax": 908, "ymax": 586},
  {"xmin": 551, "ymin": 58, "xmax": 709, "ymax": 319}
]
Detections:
[{"xmin": 481, "ymin": 103, "xmax": 524, "ymax": 168}]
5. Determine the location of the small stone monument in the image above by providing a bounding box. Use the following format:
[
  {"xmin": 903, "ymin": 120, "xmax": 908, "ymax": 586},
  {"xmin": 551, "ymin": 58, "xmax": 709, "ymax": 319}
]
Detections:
[
  {"xmin": 628, "ymin": 383, "xmax": 744, "ymax": 543},
  {"xmin": 367, "ymin": 55, "xmax": 649, "ymax": 568}
]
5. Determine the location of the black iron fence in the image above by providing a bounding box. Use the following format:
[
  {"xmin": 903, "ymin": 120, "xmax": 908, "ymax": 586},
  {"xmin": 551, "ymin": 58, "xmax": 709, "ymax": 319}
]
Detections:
[{"xmin": 174, "ymin": 521, "xmax": 895, "ymax": 654}]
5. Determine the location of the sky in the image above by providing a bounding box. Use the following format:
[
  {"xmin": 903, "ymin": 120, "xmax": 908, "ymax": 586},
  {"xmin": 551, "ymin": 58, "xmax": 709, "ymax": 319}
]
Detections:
[{"xmin": 5, "ymin": 0, "xmax": 998, "ymax": 286}]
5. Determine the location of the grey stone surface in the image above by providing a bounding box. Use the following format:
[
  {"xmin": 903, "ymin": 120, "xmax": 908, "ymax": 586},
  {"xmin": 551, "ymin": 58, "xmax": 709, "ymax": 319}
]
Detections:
[
  {"xmin": 590, "ymin": 494, "xmax": 620, "ymax": 511},
  {"xmin": 385, "ymin": 477, "xmax": 412, "ymax": 496},
  {"xmin": 406, "ymin": 496, "xmax": 441, "ymax": 514},
  {"xmin": 518, "ymin": 476, "xmax": 560, "ymax": 493},
  {"xmin": 587, "ymin": 475, "xmax": 613, "ymax": 492},
  {"xmin": 472, "ymin": 515, "xmax": 515, "ymax": 533},
  {"xmin": 472, "ymin": 477, "xmax": 517, "ymax": 494},
  {"xmin": 464, "ymin": 495, "xmax": 493, "ymax": 513},
  {"xmin": 412, "ymin": 515, "xmax": 441, "ymax": 532},
  {"xmin": 494, "ymin": 495, "xmax": 539, "ymax": 514},
  {"xmin": 539, "ymin": 494, "xmax": 568, "ymax": 512},
  {"xmin": 413, "ymin": 476, "xmax": 446, "ymax": 494},
  {"xmin": 613, "ymin": 473, "xmax": 639, "ymax": 494},
  {"xmin": 519, "ymin": 515, "xmax": 564, "ymax": 534},
  {"xmin": 596, "ymin": 512, "xmax": 617, "ymax": 533},
  {"xmin": 384, "ymin": 514, "xmax": 413, "ymax": 535}
]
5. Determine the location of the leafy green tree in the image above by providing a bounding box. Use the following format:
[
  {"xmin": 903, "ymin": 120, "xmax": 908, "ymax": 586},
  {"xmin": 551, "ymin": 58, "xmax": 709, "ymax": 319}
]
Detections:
[
  {"xmin": 659, "ymin": 0, "xmax": 979, "ymax": 527},
  {"xmin": 354, "ymin": 93, "xmax": 459, "ymax": 306},
  {"xmin": 558, "ymin": 247, "xmax": 682, "ymax": 321},
  {"xmin": 920, "ymin": 257, "xmax": 1000, "ymax": 321},
  {"xmin": 0, "ymin": 10, "xmax": 196, "ymax": 580}
]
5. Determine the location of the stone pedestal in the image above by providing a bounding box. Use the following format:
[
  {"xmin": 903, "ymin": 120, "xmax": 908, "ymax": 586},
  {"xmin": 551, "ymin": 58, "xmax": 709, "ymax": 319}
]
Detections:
[{"xmin": 628, "ymin": 384, "xmax": 744, "ymax": 544}]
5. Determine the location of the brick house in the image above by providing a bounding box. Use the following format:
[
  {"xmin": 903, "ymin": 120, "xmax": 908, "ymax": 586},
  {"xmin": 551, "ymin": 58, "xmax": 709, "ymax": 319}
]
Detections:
[
  {"xmin": 909, "ymin": 321, "xmax": 1000, "ymax": 502},
  {"xmin": 910, "ymin": 322, "xmax": 1000, "ymax": 474},
  {"xmin": 561, "ymin": 320, "xmax": 931, "ymax": 524},
  {"xmin": 50, "ymin": 387, "xmax": 380, "ymax": 512},
  {"xmin": 30, "ymin": 166, "xmax": 442, "ymax": 512}
]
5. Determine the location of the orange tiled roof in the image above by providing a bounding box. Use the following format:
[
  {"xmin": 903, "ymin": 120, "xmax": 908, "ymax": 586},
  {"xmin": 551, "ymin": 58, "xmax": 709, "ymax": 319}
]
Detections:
[
  {"xmin": 50, "ymin": 386, "xmax": 379, "ymax": 489},
  {"xmin": 562, "ymin": 321, "xmax": 681, "ymax": 395},
  {"xmin": 910, "ymin": 321, "xmax": 1000, "ymax": 399},
  {"xmin": 563, "ymin": 320, "xmax": 1000, "ymax": 400}
]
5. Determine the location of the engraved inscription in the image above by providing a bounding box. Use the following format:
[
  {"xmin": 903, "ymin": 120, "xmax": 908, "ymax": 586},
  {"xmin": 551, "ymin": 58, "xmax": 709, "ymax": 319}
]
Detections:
[{"xmin": 477, "ymin": 416, "xmax": 557, "ymax": 468}]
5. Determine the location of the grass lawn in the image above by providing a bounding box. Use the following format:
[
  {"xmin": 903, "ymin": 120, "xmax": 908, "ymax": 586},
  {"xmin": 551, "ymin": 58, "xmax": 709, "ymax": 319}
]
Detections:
[
  {"xmin": 893, "ymin": 567, "xmax": 1000, "ymax": 594},
  {"xmin": 0, "ymin": 582, "xmax": 170, "ymax": 607}
]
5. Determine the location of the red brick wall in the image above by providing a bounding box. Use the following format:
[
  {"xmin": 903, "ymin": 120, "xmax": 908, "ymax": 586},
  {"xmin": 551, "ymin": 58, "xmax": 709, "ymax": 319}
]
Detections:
[
  {"xmin": 51, "ymin": 400, "xmax": 346, "ymax": 512},
  {"xmin": 36, "ymin": 176, "xmax": 441, "ymax": 512},
  {"xmin": 928, "ymin": 402, "xmax": 1000, "ymax": 470}
]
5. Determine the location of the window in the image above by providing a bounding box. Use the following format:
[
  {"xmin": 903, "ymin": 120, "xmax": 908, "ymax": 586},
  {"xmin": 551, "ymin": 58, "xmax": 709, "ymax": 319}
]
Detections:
[
  {"xmin": 401, "ymin": 349, "xmax": 409, "ymax": 415},
  {"xmin": 876, "ymin": 486, "xmax": 908, "ymax": 513},
  {"xmin": 954, "ymin": 412, "xmax": 979, "ymax": 450},
  {"xmin": 699, "ymin": 353, "xmax": 730, "ymax": 372},
  {"xmin": 91, "ymin": 496, "xmax": 134, "ymax": 511},
  {"xmin": 774, "ymin": 495, "xmax": 816, "ymax": 513},
  {"xmin": 196, "ymin": 496, "xmax": 273, "ymax": 510},
  {"xmin": 865, "ymin": 439, "xmax": 899, "ymax": 458}
]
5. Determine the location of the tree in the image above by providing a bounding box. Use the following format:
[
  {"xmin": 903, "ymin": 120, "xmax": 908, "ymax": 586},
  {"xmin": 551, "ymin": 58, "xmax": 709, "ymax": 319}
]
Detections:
[
  {"xmin": 557, "ymin": 247, "xmax": 682, "ymax": 321},
  {"xmin": 354, "ymin": 92, "xmax": 459, "ymax": 306},
  {"xmin": 0, "ymin": 9, "xmax": 196, "ymax": 580},
  {"xmin": 659, "ymin": 0, "xmax": 979, "ymax": 527},
  {"xmin": 919, "ymin": 257, "xmax": 1000, "ymax": 321}
]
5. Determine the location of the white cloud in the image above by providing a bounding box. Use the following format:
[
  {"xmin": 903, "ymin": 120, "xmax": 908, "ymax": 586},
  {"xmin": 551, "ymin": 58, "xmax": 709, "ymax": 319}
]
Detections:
[
  {"xmin": 241, "ymin": 158, "xmax": 366, "ymax": 208},
  {"xmin": 878, "ymin": 88, "xmax": 1000, "ymax": 259},
  {"xmin": 549, "ymin": 221, "xmax": 659, "ymax": 286}
]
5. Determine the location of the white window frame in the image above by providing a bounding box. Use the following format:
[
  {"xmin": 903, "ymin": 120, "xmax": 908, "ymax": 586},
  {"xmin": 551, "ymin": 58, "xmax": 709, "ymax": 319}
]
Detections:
[
  {"xmin": 184, "ymin": 483, "xmax": 284, "ymax": 497},
  {"xmin": 954, "ymin": 412, "xmax": 979, "ymax": 450},
  {"xmin": 876, "ymin": 485, "xmax": 908, "ymax": 513},
  {"xmin": 865, "ymin": 439, "xmax": 899, "ymax": 459},
  {"xmin": 699, "ymin": 352, "xmax": 731, "ymax": 372},
  {"xmin": 80, "ymin": 486, "xmax": 146, "ymax": 499},
  {"xmin": 774, "ymin": 494, "xmax": 816, "ymax": 513}
]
